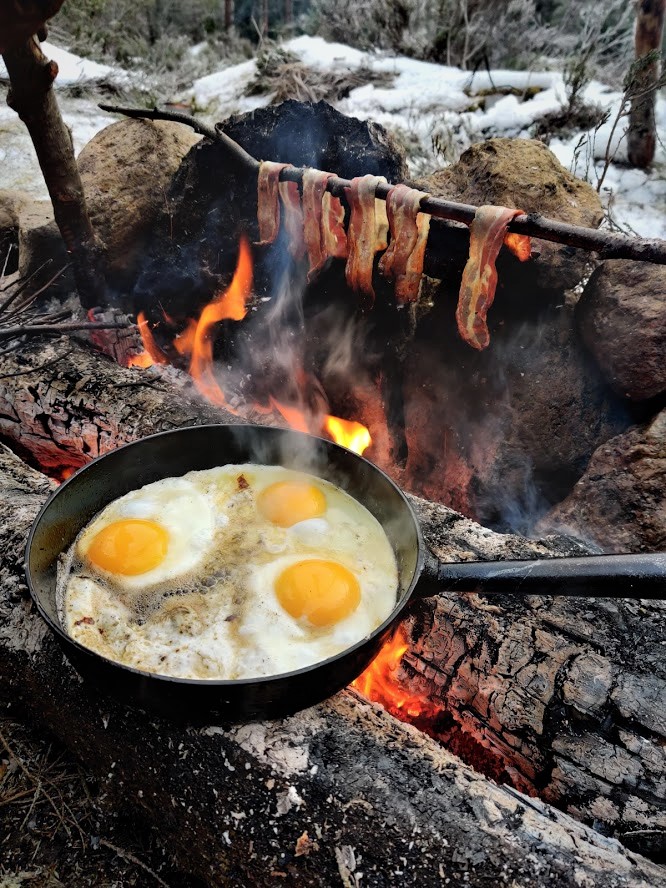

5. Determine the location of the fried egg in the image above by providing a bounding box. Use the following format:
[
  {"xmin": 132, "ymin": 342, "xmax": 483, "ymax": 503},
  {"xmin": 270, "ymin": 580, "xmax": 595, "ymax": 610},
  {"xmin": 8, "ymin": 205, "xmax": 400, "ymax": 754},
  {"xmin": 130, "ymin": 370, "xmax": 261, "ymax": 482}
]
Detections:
[
  {"xmin": 75, "ymin": 476, "xmax": 216, "ymax": 591},
  {"xmin": 61, "ymin": 464, "xmax": 399, "ymax": 680}
]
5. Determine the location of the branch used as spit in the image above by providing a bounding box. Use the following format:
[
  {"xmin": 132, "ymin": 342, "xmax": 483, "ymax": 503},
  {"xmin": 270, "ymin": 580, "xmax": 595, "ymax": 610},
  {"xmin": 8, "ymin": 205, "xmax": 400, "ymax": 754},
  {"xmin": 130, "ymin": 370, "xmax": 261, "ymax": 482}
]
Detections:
[
  {"xmin": 99, "ymin": 103, "xmax": 666, "ymax": 265},
  {"xmin": 0, "ymin": 321, "xmax": 128, "ymax": 340}
]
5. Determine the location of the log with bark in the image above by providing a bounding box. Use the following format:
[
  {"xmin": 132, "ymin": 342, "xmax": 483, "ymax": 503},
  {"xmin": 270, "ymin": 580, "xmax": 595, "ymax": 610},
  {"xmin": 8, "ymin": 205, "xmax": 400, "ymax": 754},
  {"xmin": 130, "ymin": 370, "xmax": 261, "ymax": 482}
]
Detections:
[
  {"xmin": 1, "ymin": 441, "xmax": 665, "ymax": 887},
  {"xmin": 0, "ymin": 334, "xmax": 664, "ymax": 861},
  {"xmin": 2, "ymin": 34, "xmax": 105, "ymax": 306},
  {"xmin": 628, "ymin": 0, "xmax": 666, "ymax": 169}
]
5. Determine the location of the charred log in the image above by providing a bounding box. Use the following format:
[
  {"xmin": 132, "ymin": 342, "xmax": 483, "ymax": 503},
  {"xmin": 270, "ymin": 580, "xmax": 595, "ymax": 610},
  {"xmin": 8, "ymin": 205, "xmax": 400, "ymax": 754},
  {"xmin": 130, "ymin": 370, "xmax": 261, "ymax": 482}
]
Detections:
[
  {"xmin": 1, "ymin": 443, "xmax": 664, "ymax": 887},
  {"xmin": 0, "ymin": 335, "xmax": 663, "ymax": 854}
]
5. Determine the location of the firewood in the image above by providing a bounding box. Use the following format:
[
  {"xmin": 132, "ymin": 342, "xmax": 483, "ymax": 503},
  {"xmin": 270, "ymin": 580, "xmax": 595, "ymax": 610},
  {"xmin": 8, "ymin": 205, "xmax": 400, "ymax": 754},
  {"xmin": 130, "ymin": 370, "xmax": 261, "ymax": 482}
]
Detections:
[
  {"xmin": 0, "ymin": 334, "xmax": 664, "ymax": 854},
  {"xmin": 1, "ymin": 443, "xmax": 664, "ymax": 887}
]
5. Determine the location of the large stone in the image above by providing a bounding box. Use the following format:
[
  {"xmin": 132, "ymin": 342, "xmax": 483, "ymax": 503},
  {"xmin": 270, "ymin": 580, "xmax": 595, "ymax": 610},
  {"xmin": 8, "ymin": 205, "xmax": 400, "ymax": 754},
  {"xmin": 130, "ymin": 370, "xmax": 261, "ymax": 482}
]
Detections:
[
  {"xmin": 221, "ymin": 99, "xmax": 408, "ymax": 183},
  {"xmin": 421, "ymin": 138, "xmax": 604, "ymax": 291},
  {"xmin": 539, "ymin": 409, "xmax": 666, "ymax": 553},
  {"xmin": 78, "ymin": 118, "xmax": 202, "ymax": 288},
  {"xmin": 577, "ymin": 259, "xmax": 666, "ymax": 401},
  {"xmin": 0, "ymin": 189, "xmax": 70, "ymax": 285}
]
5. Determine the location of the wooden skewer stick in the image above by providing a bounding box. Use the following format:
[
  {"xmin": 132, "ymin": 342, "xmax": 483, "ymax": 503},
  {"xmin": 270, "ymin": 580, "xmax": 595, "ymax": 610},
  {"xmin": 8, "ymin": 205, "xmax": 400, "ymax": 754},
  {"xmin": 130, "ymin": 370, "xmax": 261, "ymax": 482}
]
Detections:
[{"xmin": 99, "ymin": 103, "xmax": 666, "ymax": 265}]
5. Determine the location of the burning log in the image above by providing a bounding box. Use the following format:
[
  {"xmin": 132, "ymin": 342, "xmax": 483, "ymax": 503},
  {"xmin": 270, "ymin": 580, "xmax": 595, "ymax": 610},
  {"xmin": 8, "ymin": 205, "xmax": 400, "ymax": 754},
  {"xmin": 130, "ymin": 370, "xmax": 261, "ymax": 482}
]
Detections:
[
  {"xmin": 1, "ymin": 443, "xmax": 665, "ymax": 886},
  {"xmin": 0, "ymin": 332, "xmax": 663, "ymax": 854}
]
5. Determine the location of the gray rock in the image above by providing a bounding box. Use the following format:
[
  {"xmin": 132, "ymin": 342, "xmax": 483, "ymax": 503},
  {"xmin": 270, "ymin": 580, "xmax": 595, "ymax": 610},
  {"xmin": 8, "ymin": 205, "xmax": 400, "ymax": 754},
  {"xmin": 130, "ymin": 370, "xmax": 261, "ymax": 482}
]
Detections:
[{"xmin": 577, "ymin": 259, "xmax": 666, "ymax": 401}]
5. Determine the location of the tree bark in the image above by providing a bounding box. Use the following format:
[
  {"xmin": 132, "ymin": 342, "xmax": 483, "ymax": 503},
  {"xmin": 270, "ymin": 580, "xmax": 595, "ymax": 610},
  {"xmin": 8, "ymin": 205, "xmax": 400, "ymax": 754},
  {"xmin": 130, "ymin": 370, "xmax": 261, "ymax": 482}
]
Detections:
[
  {"xmin": 0, "ymin": 335, "xmax": 664, "ymax": 855},
  {"xmin": 0, "ymin": 0, "xmax": 65, "ymax": 53},
  {"xmin": 260, "ymin": 0, "xmax": 269, "ymax": 37},
  {"xmin": 223, "ymin": 0, "xmax": 235, "ymax": 31},
  {"xmin": 627, "ymin": 0, "xmax": 666, "ymax": 168},
  {"xmin": 284, "ymin": 0, "xmax": 293, "ymax": 26},
  {"xmin": 1, "ymin": 442, "xmax": 665, "ymax": 887},
  {"xmin": 2, "ymin": 36, "xmax": 105, "ymax": 308}
]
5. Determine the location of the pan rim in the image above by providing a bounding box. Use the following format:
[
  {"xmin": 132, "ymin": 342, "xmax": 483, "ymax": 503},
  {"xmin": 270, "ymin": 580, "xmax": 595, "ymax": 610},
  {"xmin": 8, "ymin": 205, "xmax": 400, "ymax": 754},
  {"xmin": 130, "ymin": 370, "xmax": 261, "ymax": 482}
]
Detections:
[{"xmin": 24, "ymin": 423, "xmax": 426, "ymax": 690}]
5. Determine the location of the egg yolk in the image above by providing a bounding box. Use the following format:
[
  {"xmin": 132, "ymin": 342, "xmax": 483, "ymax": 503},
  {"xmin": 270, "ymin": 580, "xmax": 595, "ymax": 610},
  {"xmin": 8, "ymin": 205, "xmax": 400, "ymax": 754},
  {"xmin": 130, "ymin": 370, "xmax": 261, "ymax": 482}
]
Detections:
[
  {"xmin": 86, "ymin": 519, "xmax": 169, "ymax": 575},
  {"xmin": 275, "ymin": 559, "xmax": 361, "ymax": 627},
  {"xmin": 257, "ymin": 481, "xmax": 326, "ymax": 528}
]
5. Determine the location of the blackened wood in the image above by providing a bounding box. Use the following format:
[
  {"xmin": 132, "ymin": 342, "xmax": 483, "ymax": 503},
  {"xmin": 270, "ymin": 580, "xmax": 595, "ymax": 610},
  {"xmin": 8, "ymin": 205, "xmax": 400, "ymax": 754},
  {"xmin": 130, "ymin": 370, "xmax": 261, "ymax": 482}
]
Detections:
[
  {"xmin": 0, "ymin": 336, "xmax": 664, "ymax": 852},
  {"xmin": 3, "ymin": 37, "xmax": 105, "ymax": 307},
  {"xmin": 1, "ymin": 444, "xmax": 664, "ymax": 887}
]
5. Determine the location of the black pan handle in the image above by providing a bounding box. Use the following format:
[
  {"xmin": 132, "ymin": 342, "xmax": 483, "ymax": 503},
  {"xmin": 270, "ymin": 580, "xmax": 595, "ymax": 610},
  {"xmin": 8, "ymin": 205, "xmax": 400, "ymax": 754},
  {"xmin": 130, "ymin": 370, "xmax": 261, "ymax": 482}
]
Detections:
[{"xmin": 417, "ymin": 551, "xmax": 666, "ymax": 600}]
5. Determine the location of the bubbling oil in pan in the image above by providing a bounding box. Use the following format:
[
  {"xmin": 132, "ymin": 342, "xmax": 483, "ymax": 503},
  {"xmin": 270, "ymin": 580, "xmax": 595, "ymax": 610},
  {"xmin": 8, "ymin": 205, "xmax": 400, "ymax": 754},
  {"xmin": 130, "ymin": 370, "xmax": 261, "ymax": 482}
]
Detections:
[{"xmin": 56, "ymin": 465, "xmax": 398, "ymax": 681}]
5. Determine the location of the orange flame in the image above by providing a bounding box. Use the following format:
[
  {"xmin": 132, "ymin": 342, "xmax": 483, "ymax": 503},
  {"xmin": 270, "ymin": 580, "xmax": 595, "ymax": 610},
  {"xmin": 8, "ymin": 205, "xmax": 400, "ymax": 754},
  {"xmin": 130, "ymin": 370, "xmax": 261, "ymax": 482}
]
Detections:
[
  {"xmin": 324, "ymin": 415, "xmax": 371, "ymax": 455},
  {"xmin": 504, "ymin": 232, "xmax": 531, "ymax": 262},
  {"xmin": 270, "ymin": 398, "xmax": 311, "ymax": 433},
  {"xmin": 352, "ymin": 625, "xmax": 435, "ymax": 720},
  {"xmin": 187, "ymin": 235, "xmax": 253, "ymax": 408},
  {"xmin": 129, "ymin": 311, "xmax": 170, "ymax": 368}
]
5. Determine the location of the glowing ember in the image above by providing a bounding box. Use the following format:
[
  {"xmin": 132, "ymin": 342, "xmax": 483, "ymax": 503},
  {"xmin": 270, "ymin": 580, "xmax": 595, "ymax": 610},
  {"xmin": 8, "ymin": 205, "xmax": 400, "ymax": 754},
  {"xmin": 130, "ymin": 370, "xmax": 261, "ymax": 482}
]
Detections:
[
  {"xmin": 188, "ymin": 235, "xmax": 253, "ymax": 409},
  {"xmin": 324, "ymin": 415, "xmax": 371, "ymax": 455},
  {"xmin": 352, "ymin": 625, "xmax": 435, "ymax": 720}
]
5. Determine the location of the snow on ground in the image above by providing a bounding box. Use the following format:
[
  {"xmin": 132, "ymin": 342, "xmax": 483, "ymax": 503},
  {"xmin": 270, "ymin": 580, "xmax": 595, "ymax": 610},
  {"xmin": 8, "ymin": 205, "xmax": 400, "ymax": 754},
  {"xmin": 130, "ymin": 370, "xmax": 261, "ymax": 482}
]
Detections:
[
  {"xmin": 0, "ymin": 42, "xmax": 125, "ymax": 198},
  {"xmin": 0, "ymin": 41, "xmax": 124, "ymax": 86},
  {"xmin": 186, "ymin": 35, "xmax": 666, "ymax": 238},
  {"xmin": 1, "ymin": 35, "xmax": 664, "ymax": 238}
]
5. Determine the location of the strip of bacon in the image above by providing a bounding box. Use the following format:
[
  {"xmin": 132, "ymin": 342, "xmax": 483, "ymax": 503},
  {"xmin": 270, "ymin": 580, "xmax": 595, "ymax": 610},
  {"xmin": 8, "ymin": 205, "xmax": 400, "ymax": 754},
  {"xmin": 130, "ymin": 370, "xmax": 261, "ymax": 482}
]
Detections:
[
  {"xmin": 344, "ymin": 175, "xmax": 388, "ymax": 301},
  {"xmin": 278, "ymin": 179, "xmax": 306, "ymax": 261},
  {"xmin": 302, "ymin": 169, "xmax": 337, "ymax": 279},
  {"xmin": 379, "ymin": 185, "xmax": 431, "ymax": 303},
  {"xmin": 256, "ymin": 161, "xmax": 291, "ymax": 246},
  {"xmin": 395, "ymin": 210, "xmax": 431, "ymax": 304},
  {"xmin": 321, "ymin": 190, "xmax": 348, "ymax": 261},
  {"xmin": 456, "ymin": 205, "xmax": 532, "ymax": 350}
]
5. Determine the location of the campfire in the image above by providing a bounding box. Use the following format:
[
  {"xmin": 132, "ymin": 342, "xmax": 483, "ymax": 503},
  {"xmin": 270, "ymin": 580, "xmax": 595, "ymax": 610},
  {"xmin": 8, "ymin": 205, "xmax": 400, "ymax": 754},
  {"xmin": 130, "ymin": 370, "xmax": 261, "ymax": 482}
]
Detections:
[{"xmin": 1, "ymin": 83, "xmax": 665, "ymax": 884}]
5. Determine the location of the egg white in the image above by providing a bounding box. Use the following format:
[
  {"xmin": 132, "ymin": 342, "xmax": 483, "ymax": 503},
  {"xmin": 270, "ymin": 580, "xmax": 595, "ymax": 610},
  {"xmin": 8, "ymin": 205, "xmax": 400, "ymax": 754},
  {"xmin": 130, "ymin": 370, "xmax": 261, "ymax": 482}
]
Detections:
[
  {"xmin": 63, "ymin": 464, "xmax": 399, "ymax": 680},
  {"xmin": 76, "ymin": 477, "xmax": 215, "ymax": 590}
]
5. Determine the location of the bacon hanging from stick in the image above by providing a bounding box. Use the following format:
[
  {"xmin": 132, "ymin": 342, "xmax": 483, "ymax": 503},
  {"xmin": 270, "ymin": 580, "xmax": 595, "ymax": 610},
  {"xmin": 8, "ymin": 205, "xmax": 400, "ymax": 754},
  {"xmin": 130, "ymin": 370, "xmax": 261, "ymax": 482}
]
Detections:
[
  {"xmin": 344, "ymin": 175, "xmax": 388, "ymax": 301},
  {"xmin": 302, "ymin": 169, "xmax": 337, "ymax": 279},
  {"xmin": 321, "ymin": 191, "xmax": 348, "ymax": 261},
  {"xmin": 278, "ymin": 179, "xmax": 306, "ymax": 262},
  {"xmin": 379, "ymin": 185, "xmax": 432, "ymax": 304},
  {"xmin": 456, "ymin": 205, "xmax": 532, "ymax": 350},
  {"xmin": 256, "ymin": 161, "xmax": 291, "ymax": 246}
]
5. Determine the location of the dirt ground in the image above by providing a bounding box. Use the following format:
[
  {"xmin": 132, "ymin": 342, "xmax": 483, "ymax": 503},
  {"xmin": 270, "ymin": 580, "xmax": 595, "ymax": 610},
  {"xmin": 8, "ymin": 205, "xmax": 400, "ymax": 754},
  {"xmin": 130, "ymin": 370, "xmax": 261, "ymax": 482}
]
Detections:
[{"xmin": 0, "ymin": 713, "xmax": 204, "ymax": 888}]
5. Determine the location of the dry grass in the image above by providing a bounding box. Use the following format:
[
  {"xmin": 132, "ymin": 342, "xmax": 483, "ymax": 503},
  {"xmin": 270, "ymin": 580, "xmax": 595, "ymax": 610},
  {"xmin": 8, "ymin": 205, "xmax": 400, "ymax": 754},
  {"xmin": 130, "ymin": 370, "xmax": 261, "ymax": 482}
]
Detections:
[
  {"xmin": 0, "ymin": 716, "xmax": 200, "ymax": 888},
  {"xmin": 247, "ymin": 44, "xmax": 394, "ymax": 105}
]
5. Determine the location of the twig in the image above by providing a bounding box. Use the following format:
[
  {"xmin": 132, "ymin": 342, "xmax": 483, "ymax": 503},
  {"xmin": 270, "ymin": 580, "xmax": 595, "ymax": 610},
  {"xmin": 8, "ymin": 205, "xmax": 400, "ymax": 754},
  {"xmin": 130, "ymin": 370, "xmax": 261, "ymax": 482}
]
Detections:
[
  {"xmin": 1, "ymin": 244, "xmax": 15, "ymax": 279},
  {"xmin": 98, "ymin": 838, "xmax": 171, "ymax": 888},
  {"xmin": 0, "ymin": 321, "xmax": 127, "ymax": 339},
  {"xmin": 0, "ymin": 259, "xmax": 54, "ymax": 314},
  {"xmin": 98, "ymin": 104, "xmax": 666, "ymax": 264}
]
